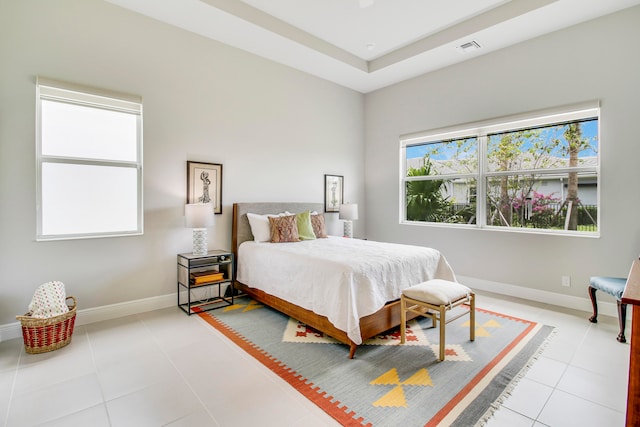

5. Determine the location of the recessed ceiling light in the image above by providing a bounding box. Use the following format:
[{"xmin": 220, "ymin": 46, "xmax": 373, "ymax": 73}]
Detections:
[
  {"xmin": 457, "ymin": 40, "xmax": 481, "ymax": 54},
  {"xmin": 366, "ymin": 43, "xmax": 376, "ymax": 51}
]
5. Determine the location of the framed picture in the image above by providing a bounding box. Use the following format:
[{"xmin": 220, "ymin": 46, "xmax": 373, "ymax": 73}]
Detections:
[
  {"xmin": 187, "ymin": 161, "xmax": 223, "ymax": 214},
  {"xmin": 324, "ymin": 174, "xmax": 344, "ymax": 213}
]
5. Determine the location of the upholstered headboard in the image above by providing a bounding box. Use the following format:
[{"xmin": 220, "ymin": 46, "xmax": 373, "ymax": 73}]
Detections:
[{"xmin": 231, "ymin": 202, "xmax": 324, "ymax": 255}]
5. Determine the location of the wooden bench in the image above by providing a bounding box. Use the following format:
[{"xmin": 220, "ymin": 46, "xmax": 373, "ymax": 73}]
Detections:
[{"xmin": 400, "ymin": 279, "xmax": 475, "ymax": 361}]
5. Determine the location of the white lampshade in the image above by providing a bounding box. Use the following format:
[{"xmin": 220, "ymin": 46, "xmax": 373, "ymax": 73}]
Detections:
[
  {"xmin": 185, "ymin": 203, "xmax": 214, "ymax": 255},
  {"xmin": 185, "ymin": 203, "xmax": 214, "ymax": 228},
  {"xmin": 339, "ymin": 203, "xmax": 358, "ymax": 238},
  {"xmin": 339, "ymin": 203, "xmax": 359, "ymax": 221}
]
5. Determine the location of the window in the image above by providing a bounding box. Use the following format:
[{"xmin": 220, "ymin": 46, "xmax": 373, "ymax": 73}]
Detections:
[
  {"xmin": 36, "ymin": 78, "xmax": 143, "ymax": 240},
  {"xmin": 401, "ymin": 103, "xmax": 599, "ymax": 235}
]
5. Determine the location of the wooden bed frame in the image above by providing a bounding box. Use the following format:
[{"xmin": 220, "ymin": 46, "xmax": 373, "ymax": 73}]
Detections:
[{"xmin": 231, "ymin": 202, "xmax": 418, "ymax": 358}]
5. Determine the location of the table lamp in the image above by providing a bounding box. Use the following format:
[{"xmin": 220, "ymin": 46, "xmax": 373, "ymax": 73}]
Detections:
[
  {"xmin": 339, "ymin": 203, "xmax": 358, "ymax": 238},
  {"xmin": 185, "ymin": 203, "xmax": 214, "ymax": 255}
]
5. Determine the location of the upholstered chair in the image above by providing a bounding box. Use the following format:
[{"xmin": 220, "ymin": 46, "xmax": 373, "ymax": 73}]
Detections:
[{"xmin": 588, "ymin": 276, "xmax": 627, "ymax": 343}]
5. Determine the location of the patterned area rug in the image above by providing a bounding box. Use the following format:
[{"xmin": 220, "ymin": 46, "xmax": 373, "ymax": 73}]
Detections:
[{"xmin": 198, "ymin": 297, "xmax": 554, "ymax": 427}]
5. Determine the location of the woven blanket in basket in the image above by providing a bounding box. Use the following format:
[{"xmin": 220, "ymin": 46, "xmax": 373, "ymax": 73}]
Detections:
[{"xmin": 28, "ymin": 281, "xmax": 69, "ymax": 318}]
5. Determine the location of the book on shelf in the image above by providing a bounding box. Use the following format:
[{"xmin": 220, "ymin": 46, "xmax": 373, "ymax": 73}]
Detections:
[{"xmin": 190, "ymin": 270, "xmax": 225, "ymax": 284}]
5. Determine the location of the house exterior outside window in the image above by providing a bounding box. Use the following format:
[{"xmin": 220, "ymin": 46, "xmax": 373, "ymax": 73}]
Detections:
[{"xmin": 401, "ymin": 102, "xmax": 599, "ymax": 236}]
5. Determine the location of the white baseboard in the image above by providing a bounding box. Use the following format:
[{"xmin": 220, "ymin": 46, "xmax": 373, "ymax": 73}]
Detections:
[
  {"xmin": 457, "ymin": 275, "xmax": 620, "ymax": 319},
  {"xmin": 0, "ymin": 278, "xmax": 621, "ymax": 343},
  {"xmin": 0, "ymin": 293, "xmax": 176, "ymax": 343}
]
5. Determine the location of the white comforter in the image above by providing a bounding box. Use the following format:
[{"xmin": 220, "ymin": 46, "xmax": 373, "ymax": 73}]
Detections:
[{"xmin": 236, "ymin": 237, "xmax": 456, "ymax": 345}]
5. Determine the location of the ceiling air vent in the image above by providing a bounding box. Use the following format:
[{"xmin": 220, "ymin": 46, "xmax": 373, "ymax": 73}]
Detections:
[{"xmin": 457, "ymin": 40, "xmax": 481, "ymax": 54}]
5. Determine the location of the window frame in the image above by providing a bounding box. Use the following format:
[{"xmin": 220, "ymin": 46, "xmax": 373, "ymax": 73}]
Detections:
[
  {"xmin": 400, "ymin": 102, "xmax": 600, "ymax": 236},
  {"xmin": 36, "ymin": 77, "xmax": 143, "ymax": 241}
]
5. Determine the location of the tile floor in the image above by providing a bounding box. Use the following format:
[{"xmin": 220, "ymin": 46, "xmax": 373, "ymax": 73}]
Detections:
[{"xmin": 0, "ymin": 290, "xmax": 630, "ymax": 427}]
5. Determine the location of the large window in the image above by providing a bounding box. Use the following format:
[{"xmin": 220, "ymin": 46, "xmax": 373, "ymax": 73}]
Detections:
[
  {"xmin": 36, "ymin": 78, "xmax": 143, "ymax": 240},
  {"xmin": 401, "ymin": 103, "xmax": 599, "ymax": 235}
]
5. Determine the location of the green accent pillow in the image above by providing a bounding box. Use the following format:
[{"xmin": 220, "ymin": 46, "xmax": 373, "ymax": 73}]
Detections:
[{"xmin": 296, "ymin": 210, "xmax": 316, "ymax": 240}]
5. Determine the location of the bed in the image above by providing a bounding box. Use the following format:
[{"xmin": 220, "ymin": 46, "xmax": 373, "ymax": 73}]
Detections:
[{"xmin": 231, "ymin": 202, "xmax": 456, "ymax": 358}]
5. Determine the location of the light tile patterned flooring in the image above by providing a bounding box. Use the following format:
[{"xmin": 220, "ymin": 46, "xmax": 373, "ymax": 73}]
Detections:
[{"xmin": 0, "ymin": 290, "xmax": 630, "ymax": 426}]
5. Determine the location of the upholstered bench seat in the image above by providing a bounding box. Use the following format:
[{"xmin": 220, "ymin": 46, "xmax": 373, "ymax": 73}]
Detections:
[
  {"xmin": 403, "ymin": 279, "xmax": 472, "ymax": 306},
  {"xmin": 588, "ymin": 276, "xmax": 627, "ymax": 343},
  {"xmin": 401, "ymin": 279, "xmax": 475, "ymax": 361}
]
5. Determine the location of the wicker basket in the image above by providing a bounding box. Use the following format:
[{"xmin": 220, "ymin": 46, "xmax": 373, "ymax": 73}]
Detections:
[{"xmin": 16, "ymin": 296, "xmax": 77, "ymax": 354}]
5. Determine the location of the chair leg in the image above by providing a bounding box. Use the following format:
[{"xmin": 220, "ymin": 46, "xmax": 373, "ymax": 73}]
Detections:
[
  {"xmin": 617, "ymin": 301, "xmax": 627, "ymax": 343},
  {"xmin": 588, "ymin": 286, "xmax": 598, "ymax": 323}
]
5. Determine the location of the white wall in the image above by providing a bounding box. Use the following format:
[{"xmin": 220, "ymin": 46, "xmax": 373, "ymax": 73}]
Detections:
[
  {"xmin": 0, "ymin": 0, "xmax": 364, "ymax": 326},
  {"xmin": 364, "ymin": 7, "xmax": 640, "ymax": 303}
]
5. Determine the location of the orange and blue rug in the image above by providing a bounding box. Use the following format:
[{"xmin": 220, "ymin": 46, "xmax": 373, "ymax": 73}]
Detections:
[{"xmin": 198, "ymin": 297, "xmax": 554, "ymax": 427}]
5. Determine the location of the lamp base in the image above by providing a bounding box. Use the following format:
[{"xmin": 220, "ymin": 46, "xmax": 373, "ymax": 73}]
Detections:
[
  {"xmin": 192, "ymin": 228, "xmax": 208, "ymax": 256},
  {"xmin": 343, "ymin": 220, "xmax": 353, "ymax": 238}
]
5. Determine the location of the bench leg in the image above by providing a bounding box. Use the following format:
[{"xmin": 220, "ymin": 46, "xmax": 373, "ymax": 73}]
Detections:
[
  {"xmin": 470, "ymin": 293, "xmax": 475, "ymax": 342},
  {"xmin": 618, "ymin": 301, "xmax": 627, "ymax": 343},
  {"xmin": 588, "ymin": 286, "xmax": 598, "ymax": 323},
  {"xmin": 438, "ymin": 305, "xmax": 446, "ymax": 361},
  {"xmin": 400, "ymin": 296, "xmax": 406, "ymax": 344}
]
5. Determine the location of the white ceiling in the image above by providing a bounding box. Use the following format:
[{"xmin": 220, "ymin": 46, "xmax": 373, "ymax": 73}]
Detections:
[{"xmin": 105, "ymin": 0, "xmax": 640, "ymax": 93}]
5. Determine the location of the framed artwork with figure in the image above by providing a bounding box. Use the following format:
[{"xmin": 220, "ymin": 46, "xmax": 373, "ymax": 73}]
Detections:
[
  {"xmin": 187, "ymin": 161, "xmax": 222, "ymax": 214},
  {"xmin": 324, "ymin": 174, "xmax": 343, "ymax": 213}
]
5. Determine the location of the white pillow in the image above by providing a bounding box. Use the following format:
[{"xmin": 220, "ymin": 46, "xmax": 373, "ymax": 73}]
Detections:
[{"xmin": 247, "ymin": 212, "xmax": 287, "ymax": 242}]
